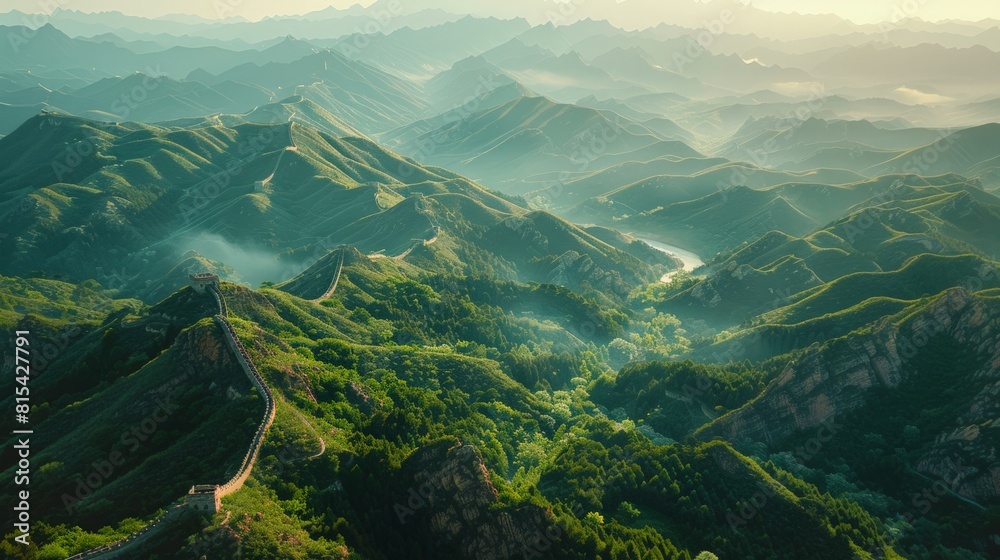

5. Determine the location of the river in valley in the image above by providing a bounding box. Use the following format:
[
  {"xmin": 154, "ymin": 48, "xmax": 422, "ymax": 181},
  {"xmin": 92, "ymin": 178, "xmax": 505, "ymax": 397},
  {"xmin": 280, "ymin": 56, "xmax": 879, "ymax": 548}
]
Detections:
[{"xmin": 631, "ymin": 236, "xmax": 705, "ymax": 283}]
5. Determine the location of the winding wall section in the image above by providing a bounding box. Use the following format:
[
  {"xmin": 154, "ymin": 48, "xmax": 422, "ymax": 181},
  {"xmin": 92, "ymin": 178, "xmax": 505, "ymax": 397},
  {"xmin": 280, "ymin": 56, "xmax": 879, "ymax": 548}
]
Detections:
[
  {"xmin": 67, "ymin": 283, "xmax": 275, "ymax": 559},
  {"xmin": 314, "ymin": 247, "xmax": 346, "ymax": 302}
]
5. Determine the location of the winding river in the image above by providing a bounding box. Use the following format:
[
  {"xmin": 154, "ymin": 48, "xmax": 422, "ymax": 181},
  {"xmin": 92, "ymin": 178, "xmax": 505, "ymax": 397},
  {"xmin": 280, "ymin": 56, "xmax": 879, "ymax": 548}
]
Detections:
[{"xmin": 632, "ymin": 236, "xmax": 705, "ymax": 283}]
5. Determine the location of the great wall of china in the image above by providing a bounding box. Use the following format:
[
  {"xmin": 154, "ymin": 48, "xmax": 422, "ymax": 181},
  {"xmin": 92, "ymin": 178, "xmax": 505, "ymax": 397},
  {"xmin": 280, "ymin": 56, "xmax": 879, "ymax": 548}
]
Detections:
[
  {"xmin": 213, "ymin": 283, "xmax": 277, "ymax": 498},
  {"xmin": 67, "ymin": 277, "xmax": 277, "ymax": 560},
  {"xmin": 314, "ymin": 247, "xmax": 346, "ymax": 302},
  {"xmin": 64, "ymin": 120, "xmax": 352, "ymax": 558}
]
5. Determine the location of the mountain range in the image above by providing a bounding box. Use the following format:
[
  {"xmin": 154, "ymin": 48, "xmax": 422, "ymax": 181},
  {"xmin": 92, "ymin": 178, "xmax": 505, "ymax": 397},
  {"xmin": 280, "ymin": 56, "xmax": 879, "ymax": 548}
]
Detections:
[{"xmin": 1, "ymin": 5, "xmax": 998, "ymax": 560}]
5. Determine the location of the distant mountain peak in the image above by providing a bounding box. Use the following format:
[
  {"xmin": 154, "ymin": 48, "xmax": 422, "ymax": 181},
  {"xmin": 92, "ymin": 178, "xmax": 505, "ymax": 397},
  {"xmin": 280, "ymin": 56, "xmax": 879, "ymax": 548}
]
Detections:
[
  {"xmin": 556, "ymin": 50, "xmax": 587, "ymax": 63},
  {"xmin": 452, "ymin": 55, "xmax": 503, "ymax": 72},
  {"xmin": 594, "ymin": 45, "xmax": 655, "ymax": 65},
  {"xmin": 34, "ymin": 22, "xmax": 68, "ymax": 38}
]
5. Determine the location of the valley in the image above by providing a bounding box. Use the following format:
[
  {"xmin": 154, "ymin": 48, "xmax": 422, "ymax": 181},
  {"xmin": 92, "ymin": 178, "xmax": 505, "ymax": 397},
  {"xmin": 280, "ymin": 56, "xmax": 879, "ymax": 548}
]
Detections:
[
  {"xmin": 0, "ymin": 2, "xmax": 999, "ymax": 559},
  {"xmin": 627, "ymin": 236, "xmax": 704, "ymax": 282}
]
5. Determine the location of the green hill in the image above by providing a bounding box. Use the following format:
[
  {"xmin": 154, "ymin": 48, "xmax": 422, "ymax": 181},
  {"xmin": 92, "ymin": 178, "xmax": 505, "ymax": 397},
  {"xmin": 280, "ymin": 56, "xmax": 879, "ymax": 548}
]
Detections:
[
  {"xmin": 758, "ymin": 253, "xmax": 1000, "ymax": 326},
  {"xmin": 2, "ymin": 12, "xmax": 999, "ymax": 560},
  {"xmin": 782, "ymin": 124, "xmax": 1000, "ymax": 190},
  {"xmin": 0, "ymin": 112, "xmax": 668, "ymax": 303},
  {"xmin": 710, "ymin": 181, "xmax": 1000, "ymax": 282},
  {"xmin": 660, "ymin": 254, "xmax": 824, "ymax": 324},
  {"xmin": 586, "ymin": 173, "xmax": 996, "ymax": 257},
  {"xmin": 422, "ymin": 55, "xmax": 530, "ymax": 113},
  {"xmin": 720, "ymin": 116, "xmax": 953, "ymax": 168},
  {"xmin": 56, "ymin": 73, "xmax": 273, "ymax": 123},
  {"xmin": 208, "ymin": 50, "xmax": 429, "ymax": 134},
  {"xmin": 622, "ymin": 185, "xmax": 821, "ymax": 257},
  {"xmin": 0, "ymin": 268, "xmax": 903, "ymax": 560},
  {"xmin": 222, "ymin": 95, "xmax": 366, "ymax": 138},
  {"xmin": 699, "ymin": 287, "xmax": 1000, "ymax": 525},
  {"xmin": 394, "ymin": 95, "xmax": 675, "ymax": 187}
]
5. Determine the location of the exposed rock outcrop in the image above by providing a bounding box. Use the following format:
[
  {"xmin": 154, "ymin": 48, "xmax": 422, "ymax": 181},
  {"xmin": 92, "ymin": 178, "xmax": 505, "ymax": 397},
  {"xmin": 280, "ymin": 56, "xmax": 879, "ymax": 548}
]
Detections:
[
  {"xmin": 399, "ymin": 440, "xmax": 553, "ymax": 560},
  {"xmin": 699, "ymin": 288, "xmax": 1000, "ymax": 500}
]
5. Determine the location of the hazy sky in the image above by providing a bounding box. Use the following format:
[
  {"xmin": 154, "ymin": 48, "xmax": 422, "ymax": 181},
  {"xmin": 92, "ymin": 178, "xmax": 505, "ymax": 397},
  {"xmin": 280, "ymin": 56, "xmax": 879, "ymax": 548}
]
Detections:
[
  {"xmin": 5, "ymin": 0, "xmax": 1000, "ymax": 24},
  {"xmin": 753, "ymin": 0, "xmax": 1000, "ymax": 23}
]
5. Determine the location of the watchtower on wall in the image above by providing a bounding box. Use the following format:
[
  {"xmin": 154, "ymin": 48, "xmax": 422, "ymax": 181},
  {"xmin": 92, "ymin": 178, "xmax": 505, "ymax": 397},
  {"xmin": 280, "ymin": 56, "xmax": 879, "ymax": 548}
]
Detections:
[
  {"xmin": 186, "ymin": 485, "xmax": 221, "ymax": 514},
  {"xmin": 188, "ymin": 273, "xmax": 220, "ymax": 294}
]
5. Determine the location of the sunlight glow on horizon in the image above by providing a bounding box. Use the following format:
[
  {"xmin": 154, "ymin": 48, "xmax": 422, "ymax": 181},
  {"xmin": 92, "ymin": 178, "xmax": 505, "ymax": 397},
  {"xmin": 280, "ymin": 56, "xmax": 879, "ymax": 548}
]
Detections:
[
  {"xmin": 3, "ymin": 0, "xmax": 1000, "ymax": 25},
  {"xmin": 748, "ymin": 0, "xmax": 1000, "ymax": 24}
]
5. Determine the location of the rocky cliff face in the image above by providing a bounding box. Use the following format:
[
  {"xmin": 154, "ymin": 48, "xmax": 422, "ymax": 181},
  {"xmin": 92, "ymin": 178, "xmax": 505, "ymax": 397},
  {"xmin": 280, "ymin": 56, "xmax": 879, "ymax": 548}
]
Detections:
[
  {"xmin": 399, "ymin": 441, "xmax": 552, "ymax": 560},
  {"xmin": 699, "ymin": 288, "xmax": 1000, "ymax": 500}
]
